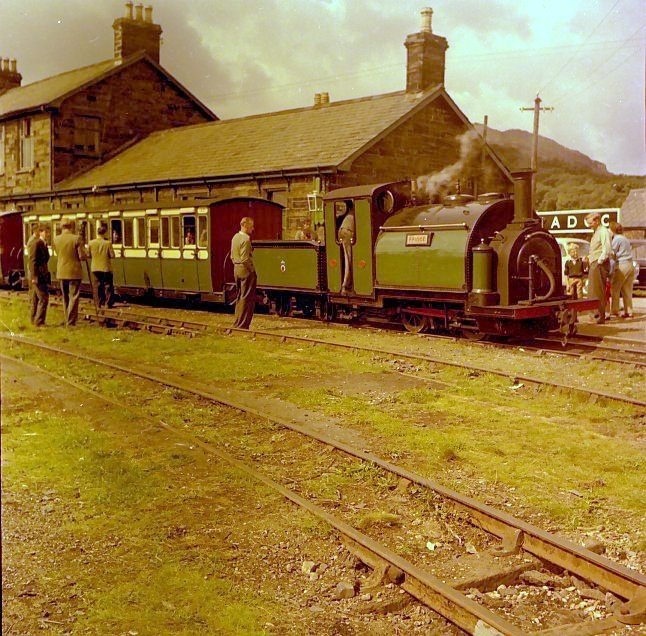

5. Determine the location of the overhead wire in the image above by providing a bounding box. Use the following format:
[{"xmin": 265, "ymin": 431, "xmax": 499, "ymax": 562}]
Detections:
[
  {"xmin": 538, "ymin": 0, "xmax": 624, "ymax": 94},
  {"xmin": 210, "ymin": 36, "xmax": 643, "ymax": 103},
  {"xmin": 549, "ymin": 23, "xmax": 645, "ymax": 105}
]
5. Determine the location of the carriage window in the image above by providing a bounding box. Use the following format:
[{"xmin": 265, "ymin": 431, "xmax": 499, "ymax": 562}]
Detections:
[
  {"xmin": 25, "ymin": 222, "xmax": 37, "ymax": 244},
  {"xmin": 161, "ymin": 217, "xmax": 170, "ymax": 247},
  {"xmin": 110, "ymin": 219, "xmax": 123, "ymax": 244},
  {"xmin": 171, "ymin": 217, "xmax": 180, "ymax": 248},
  {"xmin": 123, "ymin": 219, "xmax": 134, "ymax": 247},
  {"xmin": 182, "ymin": 215, "xmax": 196, "ymax": 246},
  {"xmin": 197, "ymin": 216, "xmax": 207, "ymax": 248},
  {"xmin": 77, "ymin": 220, "xmax": 89, "ymax": 243},
  {"xmin": 136, "ymin": 218, "xmax": 146, "ymax": 247},
  {"xmin": 53, "ymin": 222, "xmax": 61, "ymax": 236},
  {"xmin": 149, "ymin": 218, "xmax": 160, "ymax": 246}
]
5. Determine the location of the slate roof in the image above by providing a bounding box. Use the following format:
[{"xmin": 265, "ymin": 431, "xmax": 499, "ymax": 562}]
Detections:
[
  {"xmin": 0, "ymin": 59, "xmax": 117, "ymax": 119},
  {"xmin": 620, "ymin": 188, "xmax": 646, "ymax": 228},
  {"xmin": 0, "ymin": 54, "xmax": 215, "ymax": 122},
  {"xmin": 56, "ymin": 86, "xmax": 511, "ymax": 191}
]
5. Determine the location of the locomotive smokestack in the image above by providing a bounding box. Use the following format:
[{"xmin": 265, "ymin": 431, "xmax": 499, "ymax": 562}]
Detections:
[{"xmin": 511, "ymin": 170, "xmax": 535, "ymax": 223}]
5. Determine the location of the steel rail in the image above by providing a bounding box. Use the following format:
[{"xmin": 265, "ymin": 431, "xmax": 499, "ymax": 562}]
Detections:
[
  {"xmin": 3, "ymin": 333, "xmax": 644, "ymax": 610},
  {"xmin": 85, "ymin": 313, "xmax": 201, "ymax": 337},
  {"xmin": 1, "ymin": 353, "xmax": 525, "ymax": 636},
  {"xmin": 79, "ymin": 305, "xmax": 646, "ymax": 407},
  {"xmin": 3, "ymin": 292, "xmax": 643, "ymax": 394},
  {"xmin": 203, "ymin": 325, "xmax": 646, "ymax": 408}
]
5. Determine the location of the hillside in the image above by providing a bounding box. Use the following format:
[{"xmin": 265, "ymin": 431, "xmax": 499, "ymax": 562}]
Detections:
[{"xmin": 474, "ymin": 124, "xmax": 645, "ymax": 211}]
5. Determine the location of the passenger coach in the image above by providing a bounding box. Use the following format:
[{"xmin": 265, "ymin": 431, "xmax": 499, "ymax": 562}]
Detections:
[{"xmin": 22, "ymin": 197, "xmax": 283, "ymax": 302}]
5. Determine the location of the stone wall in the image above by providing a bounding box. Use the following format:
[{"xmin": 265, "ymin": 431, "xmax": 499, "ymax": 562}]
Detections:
[
  {"xmin": 331, "ymin": 97, "xmax": 510, "ymax": 195},
  {"xmin": 0, "ymin": 113, "xmax": 51, "ymax": 195},
  {"xmin": 52, "ymin": 60, "xmax": 212, "ymax": 186}
]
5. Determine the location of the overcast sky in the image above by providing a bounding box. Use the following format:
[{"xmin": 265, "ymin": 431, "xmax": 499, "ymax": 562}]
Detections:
[{"xmin": 2, "ymin": 0, "xmax": 644, "ymax": 175}]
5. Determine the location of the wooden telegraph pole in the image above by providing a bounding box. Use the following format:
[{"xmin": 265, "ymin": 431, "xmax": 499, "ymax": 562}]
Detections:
[{"xmin": 520, "ymin": 95, "xmax": 554, "ymax": 208}]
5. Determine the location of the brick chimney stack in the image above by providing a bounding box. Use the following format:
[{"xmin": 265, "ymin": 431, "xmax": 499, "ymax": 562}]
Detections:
[
  {"xmin": 113, "ymin": 2, "xmax": 163, "ymax": 64},
  {"xmin": 0, "ymin": 58, "xmax": 22, "ymax": 94},
  {"xmin": 405, "ymin": 7, "xmax": 449, "ymax": 92}
]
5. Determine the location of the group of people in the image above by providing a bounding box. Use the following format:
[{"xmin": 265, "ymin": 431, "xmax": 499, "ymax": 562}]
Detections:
[
  {"xmin": 565, "ymin": 212, "xmax": 636, "ymax": 324},
  {"xmin": 27, "ymin": 221, "xmax": 116, "ymax": 328}
]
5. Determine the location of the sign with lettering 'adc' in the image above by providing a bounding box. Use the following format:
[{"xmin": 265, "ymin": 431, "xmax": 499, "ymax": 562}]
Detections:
[{"xmin": 536, "ymin": 209, "xmax": 619, "ymax": 235}]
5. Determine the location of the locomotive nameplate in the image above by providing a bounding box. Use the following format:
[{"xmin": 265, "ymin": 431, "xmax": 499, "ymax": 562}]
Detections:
[{"xmin": 406, "ymin": 233, "xmax": 433, "ymax": 246}]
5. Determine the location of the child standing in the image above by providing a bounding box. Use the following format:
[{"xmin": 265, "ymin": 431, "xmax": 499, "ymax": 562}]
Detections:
[{"xmin": 564, "ymin": 243, "xmax": 588, "ymax": 299}]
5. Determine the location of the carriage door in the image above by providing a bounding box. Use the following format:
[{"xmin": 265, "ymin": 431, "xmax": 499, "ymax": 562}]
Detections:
[
  {"xmin": 351, "ymin": 198, "xmax": 374, "ymax": 297},
  {"xmin": 109, "ymin": 215, "xmax": 125, "ymax": 285},
  {"xmin": 180, "ymin": 211, "xmax": 199, "ymax": 291}
]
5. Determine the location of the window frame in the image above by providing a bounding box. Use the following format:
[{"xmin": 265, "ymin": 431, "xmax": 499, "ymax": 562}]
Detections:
[
  {"xmin": 19, "ymin": 118, "xmax": 34, "ymax": 170},
  {"xmin": 148, "ymin": 217, "xmax": 160, "ymax": 247},
  {"xmin": 122, "ymin": 218, "xmax": 134, "ymax": 248},
  {"xmin": 73, "ymin": 115, "xmax": 101, "ymax": 156}
]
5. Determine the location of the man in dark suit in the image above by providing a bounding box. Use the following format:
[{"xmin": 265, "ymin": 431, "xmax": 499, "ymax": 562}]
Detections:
[
  {"xmin": 53, "ymin": 220, "xmax": 87, "ymax": 326},
  {"xmin": 27, "ymin": 224, "xmax": 51, "ymax": 326}
]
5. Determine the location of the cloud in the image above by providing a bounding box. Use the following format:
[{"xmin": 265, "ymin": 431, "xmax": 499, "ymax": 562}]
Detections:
[{"xmin": 1, "ymin": 0, "xmax": 644, "ymax": 174}]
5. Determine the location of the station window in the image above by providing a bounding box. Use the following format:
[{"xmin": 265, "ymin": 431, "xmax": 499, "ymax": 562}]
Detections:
[
  {"xmin": 123, "ymin": 218, "xmax": 134, "ymax": 247},
  {"xmin": 110, "ymin": 219, "xmax": 123, "ymax": 244},
  {"xmin": 182, "ymin": 215, "xmax": 196, "ymax": 246},
  {"xmin": 136, "ymin": 218, "xmax": 146, "ymax": 247},
  {"xmin": 19, "ymin": 119, "xmax": 34, "ymax": 170},
  {"xmin": 73, "ymin": 115, "xmax": 101, "ymax": 155},
  {"xmin": 197, "ymin": 216, "xmax": 208, "ymax": 248},
  {"xmin": 170, "ymin": 217, "xmax": 180, "ymax": 248},
  {"xmin": 149, "ymin": 218, "xmax": 160, "ymax": 246},
  {"xmin": 161, "ymin": 217, "xmax": 170, "ymax": 247}
]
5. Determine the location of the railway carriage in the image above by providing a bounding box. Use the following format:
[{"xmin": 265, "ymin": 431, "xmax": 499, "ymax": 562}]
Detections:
[
  {"xmin": 22, "ymin": 197, "xmax": 283, "ymax": 301},
  {"xmin": 0, "ymin": 210, "xmax": 24, "ymax": 288}
]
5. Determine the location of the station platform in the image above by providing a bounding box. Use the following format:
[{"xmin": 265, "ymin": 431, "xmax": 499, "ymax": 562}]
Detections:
[{"xmin": 576, "ymin": 296, "xmax": 646, "ymax": 345}]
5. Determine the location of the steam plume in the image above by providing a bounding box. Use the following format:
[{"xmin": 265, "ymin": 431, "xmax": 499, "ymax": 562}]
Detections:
[{"xmin": 416, "ymin": 129, "xmax": 483, "ymax": 199}]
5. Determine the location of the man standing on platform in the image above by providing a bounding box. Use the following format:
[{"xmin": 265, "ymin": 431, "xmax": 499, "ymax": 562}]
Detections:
[
  {"xmin": 585, "ymin": 212, "xmax": 612, "ymax": 324},
  {"xmin": 54, "ymin": 220, "xmax": 87, "ymax": 326},
  {"xmin": 27, "ymin": 224, "xmax": 51, "ymax": 326},
  {"xmin": 230, "ymin": 217, "xmax": 256, "ymax": 329},
  {"xmin": 89, "ymin": 225, "xmax": 115, "ymax": 307}
]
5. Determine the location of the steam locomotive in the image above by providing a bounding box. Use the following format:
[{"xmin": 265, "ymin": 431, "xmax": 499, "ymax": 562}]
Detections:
[{"xmin": 12, "ymin": 170, "xmax": 596, "ymax": 338}]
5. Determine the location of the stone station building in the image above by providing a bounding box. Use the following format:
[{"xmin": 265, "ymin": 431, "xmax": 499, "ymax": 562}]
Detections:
[
  {"xmin": 0, "ymin": 3, "xmax": 215, "ymax": 199},
  {"xmin": 1, "ymin": 7, "xmax": 512, "ymax": 237}
]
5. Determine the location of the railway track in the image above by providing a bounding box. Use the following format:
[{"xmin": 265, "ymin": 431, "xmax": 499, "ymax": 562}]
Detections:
[
  {"xmin": 2, "ymin": 335, "xmax": 645, "ymax": 635},
  {"xmin": 4, "ymin": 290, "xmax": 644, "ymax": 367},
  {"xmin": 1, "ymin": 291, "xmax": 644, "ymax": 406},
  {"xmin": 89, "ymin": 306, "xmax": 646, "ymax": 408}
]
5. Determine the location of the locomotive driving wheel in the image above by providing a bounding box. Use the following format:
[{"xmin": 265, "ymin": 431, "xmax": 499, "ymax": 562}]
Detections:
[
  {"xmin": 460, "ymin": 319, "xmax": 486, "ymax": 341},
  {"xmin": 402, "ymin": 311, "xmax": 429, "ymax": 334}
]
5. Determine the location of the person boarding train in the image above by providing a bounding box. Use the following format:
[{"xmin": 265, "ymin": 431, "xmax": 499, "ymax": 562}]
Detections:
[
  {"xmin": 89, "ymin": 225, "xmax": 116, "ymax": 308},
  {"xmin": 54, "ymin": 220, "xmax": 87, "ymax": 326}
]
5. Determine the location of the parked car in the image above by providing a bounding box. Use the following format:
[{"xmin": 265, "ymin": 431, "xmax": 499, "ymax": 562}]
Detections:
[{"xmin": 629, "ymin": 239, "xmax": 645, "ymax": 289}]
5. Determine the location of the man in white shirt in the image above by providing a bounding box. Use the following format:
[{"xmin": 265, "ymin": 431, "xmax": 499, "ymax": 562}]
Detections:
[{"xmin": 586, "ymin": 212, "xmax": 612, "ymax": 324}]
